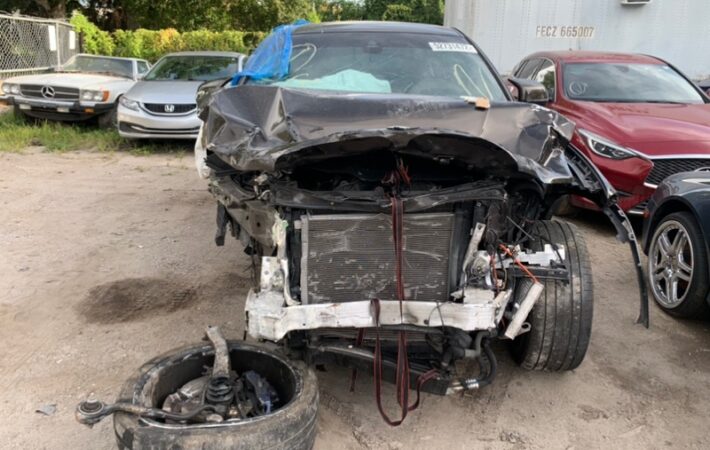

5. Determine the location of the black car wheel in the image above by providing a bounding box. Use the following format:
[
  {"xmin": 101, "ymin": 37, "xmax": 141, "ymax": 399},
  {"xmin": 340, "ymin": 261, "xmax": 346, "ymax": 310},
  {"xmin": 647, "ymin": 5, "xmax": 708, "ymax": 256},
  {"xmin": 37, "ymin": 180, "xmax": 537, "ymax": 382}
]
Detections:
[
  {"xmin": 98, "ymin": 103, "xmax": 118, "ymax": 129},
  {"xmin": 647, "ymin": 212, "xmax": 709, "ymax": 318},
  {"xmin": 113, "ymin": 341, "xmax": 319, "ymax": 450},
  {"xmin": 511, "ymin": 220, "xmax": 594, "ymax": 371}
]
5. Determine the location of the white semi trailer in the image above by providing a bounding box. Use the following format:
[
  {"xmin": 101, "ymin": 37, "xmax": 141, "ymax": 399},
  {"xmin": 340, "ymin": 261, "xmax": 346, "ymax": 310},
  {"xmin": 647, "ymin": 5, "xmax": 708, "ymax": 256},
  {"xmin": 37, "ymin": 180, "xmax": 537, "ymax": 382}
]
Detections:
[{"xmin": 444, "ymin": 0, "xmax": 710, "ymax": 80}]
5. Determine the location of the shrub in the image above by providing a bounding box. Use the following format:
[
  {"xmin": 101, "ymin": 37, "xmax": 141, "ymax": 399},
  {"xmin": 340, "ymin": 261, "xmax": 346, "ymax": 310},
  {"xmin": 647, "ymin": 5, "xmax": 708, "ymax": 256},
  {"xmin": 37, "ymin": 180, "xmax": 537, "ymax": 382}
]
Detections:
[
  {"xmin": 70, "ymin": 12, "xmax": 267, "ymax": 62},
  {"xmin": 70, "ymin": 11, "xmax": 114, "ymax": 55},
  {"xmin": 382, "ymin": 4, "xmax": 414, "ymax": 22}
]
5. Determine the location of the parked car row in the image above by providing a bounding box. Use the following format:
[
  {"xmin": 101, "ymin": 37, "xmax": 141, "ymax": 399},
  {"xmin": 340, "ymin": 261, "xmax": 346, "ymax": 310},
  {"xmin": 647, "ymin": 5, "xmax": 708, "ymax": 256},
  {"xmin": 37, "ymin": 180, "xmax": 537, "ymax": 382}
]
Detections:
[{"xmin": 1, "ymin": 51, "xmax": 245, "ymax": 139}]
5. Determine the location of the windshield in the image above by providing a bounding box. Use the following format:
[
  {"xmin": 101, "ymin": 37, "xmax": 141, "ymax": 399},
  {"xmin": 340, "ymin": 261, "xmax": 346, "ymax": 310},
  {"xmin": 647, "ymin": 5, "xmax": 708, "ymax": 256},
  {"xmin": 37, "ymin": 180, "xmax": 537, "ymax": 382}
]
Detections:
[
  {"xmin": 145, "ymin": 55, "xmax": 240, "ymax": 81},
  {"xmin": 563, "ymin": 63, "xmax": 704, "ymax": 104},
  {"xmin": 249, "ymin": 32, "xmax": 507, "ymax": 100},
  {"xmin": 60, "ymin": 55, "xmax": 133, "ymax": 78}
]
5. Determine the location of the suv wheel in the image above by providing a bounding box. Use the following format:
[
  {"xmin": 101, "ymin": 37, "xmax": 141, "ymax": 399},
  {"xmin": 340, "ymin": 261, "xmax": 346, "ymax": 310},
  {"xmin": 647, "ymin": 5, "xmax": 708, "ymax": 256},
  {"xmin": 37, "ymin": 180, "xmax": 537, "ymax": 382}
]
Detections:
[{"xmin": 648, "ymin": 212, "xmax": 709, "ymax": 318}]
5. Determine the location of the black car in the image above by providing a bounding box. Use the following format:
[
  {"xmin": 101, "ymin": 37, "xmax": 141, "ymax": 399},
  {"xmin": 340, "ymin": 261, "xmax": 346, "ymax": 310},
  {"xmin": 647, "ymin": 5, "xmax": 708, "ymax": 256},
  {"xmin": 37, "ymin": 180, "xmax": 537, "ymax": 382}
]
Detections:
[
  {"xmin": 643, "ymin": 171, "xmax": 710, "ymax": 317},
  {"xmin": 77, "ymin": 21, "xmax": 648, "ymax": 448}
]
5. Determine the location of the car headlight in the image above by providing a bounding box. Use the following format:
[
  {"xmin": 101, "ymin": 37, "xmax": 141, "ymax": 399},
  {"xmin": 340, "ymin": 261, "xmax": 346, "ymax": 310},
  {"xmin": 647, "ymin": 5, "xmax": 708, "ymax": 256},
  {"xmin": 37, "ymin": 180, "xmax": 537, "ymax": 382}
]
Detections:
[
  {"xmin": 81, "ymin": 90, "xmax": 109, "ymax": 102},
  {"xmin": 578, "ymin": 129, "xmax": 638, "ymax": 160},
  {"xmin": 119, "ymin": 96, "xmax": 140, "ymax": 111},
  {"xmin": 2, "ymin": 83, "xmax": 20, "ymax": 95}
]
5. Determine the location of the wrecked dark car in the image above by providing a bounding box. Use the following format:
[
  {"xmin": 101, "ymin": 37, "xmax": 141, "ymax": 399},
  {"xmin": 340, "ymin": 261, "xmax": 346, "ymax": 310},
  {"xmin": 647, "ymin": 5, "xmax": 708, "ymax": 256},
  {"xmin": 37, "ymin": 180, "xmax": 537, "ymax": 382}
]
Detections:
[{"xmin": 77, "ymin": 21, "xmax": 647, "ymax": 449}]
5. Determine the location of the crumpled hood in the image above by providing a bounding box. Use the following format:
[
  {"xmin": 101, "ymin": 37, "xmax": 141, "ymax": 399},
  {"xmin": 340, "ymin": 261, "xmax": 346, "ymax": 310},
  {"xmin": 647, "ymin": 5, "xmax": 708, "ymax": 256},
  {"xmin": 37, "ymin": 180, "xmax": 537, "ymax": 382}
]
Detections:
[
  {"xmin": 125, "ymin": 80, "xmax": 204, "ymax": 104},
  {"xmin": 575, "ymin": 102, "xmax": 710, "ymax": 156},
  {"xmin": 5, "ymin": 72, "xmax": 130, "ymax": 90},
  {"xmin": 202, "ymin": 85, "xmax": 575, "ymax": 175}
]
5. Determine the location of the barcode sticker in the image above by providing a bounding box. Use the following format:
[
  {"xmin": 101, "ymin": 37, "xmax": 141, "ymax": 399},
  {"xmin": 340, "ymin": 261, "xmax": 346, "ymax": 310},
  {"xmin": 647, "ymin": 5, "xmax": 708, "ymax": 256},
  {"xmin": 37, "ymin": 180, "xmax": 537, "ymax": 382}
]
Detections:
[{"xmin": 428, "ymin": 42, "xmax": 478, "ymax": 53}]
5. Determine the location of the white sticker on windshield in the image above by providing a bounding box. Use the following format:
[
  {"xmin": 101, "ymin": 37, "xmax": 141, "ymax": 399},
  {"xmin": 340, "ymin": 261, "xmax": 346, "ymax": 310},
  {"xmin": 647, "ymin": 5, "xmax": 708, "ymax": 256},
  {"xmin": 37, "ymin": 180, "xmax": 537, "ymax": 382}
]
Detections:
[{"xmin": 428, "ymin": 42, "xmax": 478, "ymax": 53}]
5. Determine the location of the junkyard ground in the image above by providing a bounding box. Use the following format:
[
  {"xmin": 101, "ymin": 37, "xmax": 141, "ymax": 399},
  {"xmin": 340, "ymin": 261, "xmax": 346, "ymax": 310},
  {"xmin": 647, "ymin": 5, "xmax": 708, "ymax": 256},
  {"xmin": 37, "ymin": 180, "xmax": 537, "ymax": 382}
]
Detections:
[{"xmin": 1, "ymin": 148, "xmax": 709, "ymax": 450}]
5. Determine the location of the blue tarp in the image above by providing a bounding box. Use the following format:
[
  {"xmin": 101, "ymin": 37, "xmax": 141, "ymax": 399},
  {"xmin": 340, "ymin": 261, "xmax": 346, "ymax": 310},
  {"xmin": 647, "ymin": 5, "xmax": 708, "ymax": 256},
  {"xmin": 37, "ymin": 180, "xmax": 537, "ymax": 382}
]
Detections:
[{"xmin": 230, "ymin": 20, "xmax": 309, "ymax": 86}]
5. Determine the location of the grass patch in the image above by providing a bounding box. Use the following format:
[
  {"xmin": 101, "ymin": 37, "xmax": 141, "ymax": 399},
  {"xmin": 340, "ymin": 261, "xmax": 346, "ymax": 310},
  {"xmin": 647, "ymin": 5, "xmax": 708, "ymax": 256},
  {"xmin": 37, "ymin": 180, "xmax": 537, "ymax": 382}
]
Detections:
[{"xmin": 0, "ymin": 111, "xmax": 193, "ymax": 154}]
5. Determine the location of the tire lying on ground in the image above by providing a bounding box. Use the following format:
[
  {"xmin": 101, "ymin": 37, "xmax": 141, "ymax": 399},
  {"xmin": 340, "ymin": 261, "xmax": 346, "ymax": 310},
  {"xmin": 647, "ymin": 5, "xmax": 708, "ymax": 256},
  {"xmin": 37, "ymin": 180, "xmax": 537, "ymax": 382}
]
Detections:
[
  {"xmin": 510, "ymin": 220, "xmax": 593, "ymax": 371},
  {"xmin": 113, "ymin": 341, "xmax": 319, "ymax": 450}
]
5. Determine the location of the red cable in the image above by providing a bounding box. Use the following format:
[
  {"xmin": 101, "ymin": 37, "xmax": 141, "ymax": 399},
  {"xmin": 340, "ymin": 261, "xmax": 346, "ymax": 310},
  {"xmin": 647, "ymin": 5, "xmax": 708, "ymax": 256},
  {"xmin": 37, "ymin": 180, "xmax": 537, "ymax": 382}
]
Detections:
[{"xmin": 498, "ymin": 244, "xmax": 540, "ymax": 284}]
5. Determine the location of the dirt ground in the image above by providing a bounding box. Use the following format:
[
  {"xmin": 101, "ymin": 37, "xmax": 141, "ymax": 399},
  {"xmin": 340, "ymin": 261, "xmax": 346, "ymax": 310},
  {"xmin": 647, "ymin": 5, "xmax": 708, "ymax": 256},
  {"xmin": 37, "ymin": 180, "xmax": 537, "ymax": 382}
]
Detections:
[{"xmin": 1, "ymin": 149, "xmax": 708, "ymax": 450}]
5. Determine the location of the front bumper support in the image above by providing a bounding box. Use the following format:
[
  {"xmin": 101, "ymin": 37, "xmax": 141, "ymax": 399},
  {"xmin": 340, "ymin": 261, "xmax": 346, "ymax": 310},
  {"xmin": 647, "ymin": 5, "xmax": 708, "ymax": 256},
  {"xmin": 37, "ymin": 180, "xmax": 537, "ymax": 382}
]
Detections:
[{"xmin": 245, "ymin": 289, "xmax": 503, "ymax": 342}]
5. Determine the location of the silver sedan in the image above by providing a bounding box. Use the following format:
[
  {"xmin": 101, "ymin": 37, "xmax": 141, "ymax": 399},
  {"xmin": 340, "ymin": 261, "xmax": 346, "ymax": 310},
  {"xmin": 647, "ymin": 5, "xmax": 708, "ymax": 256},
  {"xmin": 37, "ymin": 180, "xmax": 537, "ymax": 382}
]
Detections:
[{"xmin": 118, "ymin": 51, "xmax": 245, "ymax": 139}]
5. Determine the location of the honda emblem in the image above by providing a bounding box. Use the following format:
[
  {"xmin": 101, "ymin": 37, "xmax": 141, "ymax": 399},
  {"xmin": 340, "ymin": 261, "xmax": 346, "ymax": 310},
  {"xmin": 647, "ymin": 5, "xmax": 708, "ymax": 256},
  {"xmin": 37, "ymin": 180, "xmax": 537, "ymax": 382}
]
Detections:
[{"xmin": 164, "ymin": 104, "xmax": 175, "ymax": 113}]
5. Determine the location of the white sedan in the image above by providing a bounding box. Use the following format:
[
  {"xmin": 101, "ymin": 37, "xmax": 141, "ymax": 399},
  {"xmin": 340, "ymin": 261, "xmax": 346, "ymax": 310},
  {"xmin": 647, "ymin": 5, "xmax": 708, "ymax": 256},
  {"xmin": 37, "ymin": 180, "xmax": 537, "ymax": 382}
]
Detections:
[{"xmin": 1, "ymin": 54, "xmax": 150, "ymax": 127}]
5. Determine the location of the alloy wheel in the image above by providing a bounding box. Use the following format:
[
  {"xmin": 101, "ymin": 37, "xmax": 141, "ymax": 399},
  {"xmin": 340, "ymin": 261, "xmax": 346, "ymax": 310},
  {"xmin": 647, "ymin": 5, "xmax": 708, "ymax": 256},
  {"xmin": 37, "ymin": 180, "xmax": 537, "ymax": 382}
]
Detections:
[{"xmin": 649, "ymin": 220, "xmax": 694, "ymax": 309}]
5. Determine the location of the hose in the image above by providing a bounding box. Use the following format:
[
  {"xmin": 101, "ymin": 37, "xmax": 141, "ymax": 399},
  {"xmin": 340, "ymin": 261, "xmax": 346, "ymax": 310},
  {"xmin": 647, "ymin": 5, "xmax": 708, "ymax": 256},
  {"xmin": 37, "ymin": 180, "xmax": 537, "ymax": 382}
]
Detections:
[{"xmin": 449, "ymin": 336, "xmax": 498, "ymax": 392}]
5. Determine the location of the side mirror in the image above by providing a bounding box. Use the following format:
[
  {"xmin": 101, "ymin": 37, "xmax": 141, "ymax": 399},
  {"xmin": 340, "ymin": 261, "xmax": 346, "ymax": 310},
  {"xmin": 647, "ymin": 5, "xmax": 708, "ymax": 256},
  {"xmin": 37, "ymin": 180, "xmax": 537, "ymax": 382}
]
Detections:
[{"xmin": 506, "ymin": 77, "xmax": 549, "ymax": 105}]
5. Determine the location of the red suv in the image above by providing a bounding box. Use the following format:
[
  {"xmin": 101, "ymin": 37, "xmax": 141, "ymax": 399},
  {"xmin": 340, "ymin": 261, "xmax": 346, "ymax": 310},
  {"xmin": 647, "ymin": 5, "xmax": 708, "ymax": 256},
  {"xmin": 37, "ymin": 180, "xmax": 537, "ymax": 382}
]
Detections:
[{"xmin": 512, "ymin": 52, "xmax": 710, "ymax": 214}]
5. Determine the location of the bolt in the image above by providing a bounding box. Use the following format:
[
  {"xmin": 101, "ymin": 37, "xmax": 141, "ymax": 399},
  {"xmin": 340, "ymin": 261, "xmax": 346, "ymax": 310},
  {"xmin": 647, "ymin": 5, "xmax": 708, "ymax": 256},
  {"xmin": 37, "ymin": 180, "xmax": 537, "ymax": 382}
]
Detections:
[{"xmin": 80, "ymin": 393, "xmax": 104, "ymax": 414}]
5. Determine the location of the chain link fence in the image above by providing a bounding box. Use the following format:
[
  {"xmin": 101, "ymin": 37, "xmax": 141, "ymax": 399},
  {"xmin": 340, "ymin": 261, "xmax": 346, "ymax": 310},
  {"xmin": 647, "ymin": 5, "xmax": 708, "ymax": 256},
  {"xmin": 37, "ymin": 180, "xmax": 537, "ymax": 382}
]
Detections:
[{"xmin": 0, "ymin": 13, "xmax": 79, "ymax": 80}]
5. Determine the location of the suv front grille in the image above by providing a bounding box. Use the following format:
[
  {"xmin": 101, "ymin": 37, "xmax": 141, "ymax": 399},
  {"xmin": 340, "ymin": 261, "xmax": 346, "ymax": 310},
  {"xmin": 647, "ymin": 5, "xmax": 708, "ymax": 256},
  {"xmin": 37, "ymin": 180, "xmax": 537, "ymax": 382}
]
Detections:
[
  {"xmin": 300, "ymin": 213, "xmax": 454, "ymax": 304},
  {"xmin": 20, "ymin": 84, "xmax": 79, "ymax": 100},
  {"xmin": 646, "ymin": 159, "xmax": 710, "ymax": 186},
  {"xmin": 142, "ymin": 103, "xmax": 196, "ymax": 114}
]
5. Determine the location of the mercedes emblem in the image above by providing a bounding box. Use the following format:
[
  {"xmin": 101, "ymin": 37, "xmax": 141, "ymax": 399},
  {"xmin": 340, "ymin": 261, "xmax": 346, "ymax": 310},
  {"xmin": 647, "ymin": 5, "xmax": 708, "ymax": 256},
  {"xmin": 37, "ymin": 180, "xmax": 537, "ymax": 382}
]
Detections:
[{"xmin": 41, "ymin": 86, "xmax": 55, "ymax": 99}]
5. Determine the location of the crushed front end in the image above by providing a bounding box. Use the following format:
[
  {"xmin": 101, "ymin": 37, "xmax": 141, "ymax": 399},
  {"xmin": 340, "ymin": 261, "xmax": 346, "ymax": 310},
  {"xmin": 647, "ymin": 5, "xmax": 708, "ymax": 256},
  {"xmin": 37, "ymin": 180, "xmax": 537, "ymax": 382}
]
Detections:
[{"xmin": 200, "ymin": 86, "xmax": 647, "ymax": 399}]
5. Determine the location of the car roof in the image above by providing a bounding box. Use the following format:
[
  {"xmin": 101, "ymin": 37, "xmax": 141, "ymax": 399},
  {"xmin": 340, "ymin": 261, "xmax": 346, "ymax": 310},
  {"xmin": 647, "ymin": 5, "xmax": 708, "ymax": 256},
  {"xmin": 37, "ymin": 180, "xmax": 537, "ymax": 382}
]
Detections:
[
  {"xmin": 295, "ymin": 21, "xmax": 461, "ymax": 37},
  {"xmin": 161, "ymin": 51, "xmax": 245, "ymax": 58},
  {"xmin": 526, "ymin": 51, "xmax": 664, "ymax": 65},
  {"xmin": 75, "ymin": 53, "xmax": 144, "ymax": 62}
]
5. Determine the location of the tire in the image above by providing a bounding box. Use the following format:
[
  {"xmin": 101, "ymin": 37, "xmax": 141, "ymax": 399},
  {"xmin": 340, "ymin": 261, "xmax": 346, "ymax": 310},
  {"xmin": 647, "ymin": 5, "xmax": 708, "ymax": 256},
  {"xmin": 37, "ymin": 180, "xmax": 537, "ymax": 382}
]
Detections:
[
  {"xmin": 113, "ymin": 341, "xmax": 319, "ymax": 450},
  {"xmin": 647, "ymin": 212, "xmax": 709, "ymax": 318},
  {"xmin": 12, "ymin": 105, "xmax": 29, "ymax": 123},
  {"xmin": 510, "ymin": 220, "xmax": 593, "ymax": 371},
  {"xmin": 98, "ymin": 104, "xmax": 118, "ymax": 129}
]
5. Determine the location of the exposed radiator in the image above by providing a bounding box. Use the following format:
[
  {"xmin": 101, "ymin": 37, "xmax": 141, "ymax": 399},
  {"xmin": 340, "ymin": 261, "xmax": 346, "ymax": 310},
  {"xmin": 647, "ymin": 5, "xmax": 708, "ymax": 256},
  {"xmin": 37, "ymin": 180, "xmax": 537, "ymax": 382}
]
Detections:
[{"xmin": 300, "ymin": 213, "xmax": 454, "ymax": 304}]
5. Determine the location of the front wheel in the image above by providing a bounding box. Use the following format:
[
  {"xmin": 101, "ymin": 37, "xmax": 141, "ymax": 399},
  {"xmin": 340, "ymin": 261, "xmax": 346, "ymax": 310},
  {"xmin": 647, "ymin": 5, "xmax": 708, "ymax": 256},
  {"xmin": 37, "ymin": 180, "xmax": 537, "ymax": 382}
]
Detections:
[
  {"xmin": 97, "ymin": 103, "xmax": 118, "ymax": 129},
  {"xmin": 647, "ymin": 212, "xmax": 709, "ymax": 318},
  {"xmin": 510, "ymin": 220, "xmax": 594, "ymax": 371}
]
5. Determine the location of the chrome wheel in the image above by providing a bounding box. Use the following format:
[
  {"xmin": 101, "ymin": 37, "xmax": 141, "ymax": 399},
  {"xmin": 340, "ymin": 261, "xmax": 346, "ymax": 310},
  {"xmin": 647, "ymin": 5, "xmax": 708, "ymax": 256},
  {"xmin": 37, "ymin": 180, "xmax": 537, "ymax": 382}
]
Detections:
[{"xmin": 649, "ymin": 220, "xmax": 694, "ymax": 309}]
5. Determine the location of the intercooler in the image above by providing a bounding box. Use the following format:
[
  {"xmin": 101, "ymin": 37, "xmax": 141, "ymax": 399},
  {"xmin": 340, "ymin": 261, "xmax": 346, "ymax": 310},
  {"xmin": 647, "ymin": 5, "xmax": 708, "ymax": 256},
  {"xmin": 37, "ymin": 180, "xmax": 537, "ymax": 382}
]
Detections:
[{"xmin": 300, "ymin": 213, "xmax": 455, "ymax": 304}]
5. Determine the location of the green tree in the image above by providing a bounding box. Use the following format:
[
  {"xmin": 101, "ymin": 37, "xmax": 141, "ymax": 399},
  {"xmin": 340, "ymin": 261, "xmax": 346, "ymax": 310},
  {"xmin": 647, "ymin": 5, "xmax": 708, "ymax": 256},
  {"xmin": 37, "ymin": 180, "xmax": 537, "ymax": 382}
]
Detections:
[
  {"xmin": 315, "ymin": 0, "xmax": 365, "ymax": 21},
  {"xmin": 0, "ymin": 0, "xmax": 80, "ymax": 18},
  {"xmin": 382, "ymin": 4, "xmax": 413, "ymax": 22}
]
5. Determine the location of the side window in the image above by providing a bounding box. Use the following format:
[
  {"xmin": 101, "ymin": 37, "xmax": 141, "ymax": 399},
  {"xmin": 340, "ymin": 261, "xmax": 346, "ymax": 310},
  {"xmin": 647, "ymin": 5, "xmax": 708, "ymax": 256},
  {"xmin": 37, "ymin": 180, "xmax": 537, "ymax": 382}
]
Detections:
[
  {"xmin": 516, "ymin": 58, "xmax": 542, "ymax": 79},
  {"xmin": 137, "ymin": 61, "xmax": 150, "ymax": 75},
  {"xmin": 534, "ymin": 60, "xmax": 556, "ymax": 100}
]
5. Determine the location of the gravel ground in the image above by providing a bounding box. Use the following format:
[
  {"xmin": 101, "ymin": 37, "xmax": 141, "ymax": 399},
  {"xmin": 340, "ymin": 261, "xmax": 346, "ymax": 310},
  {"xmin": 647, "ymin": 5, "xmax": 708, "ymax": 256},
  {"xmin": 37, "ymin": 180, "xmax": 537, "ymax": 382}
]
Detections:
[{"xmin": 0, "ymin": 149, "xmax": 708, "ymax": 450}]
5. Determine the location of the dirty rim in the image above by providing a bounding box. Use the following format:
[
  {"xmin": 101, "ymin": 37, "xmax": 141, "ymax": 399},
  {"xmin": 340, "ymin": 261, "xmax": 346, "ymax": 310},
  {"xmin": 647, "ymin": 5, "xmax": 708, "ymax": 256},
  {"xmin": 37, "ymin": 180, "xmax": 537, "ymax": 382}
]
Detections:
[
  {"xmin": 135, "ymin": 344, "xmax": 299, "ymax": 428},
  {"xmin": 649, "ymin": 220, "xmax": 694, "ymax": 309}
]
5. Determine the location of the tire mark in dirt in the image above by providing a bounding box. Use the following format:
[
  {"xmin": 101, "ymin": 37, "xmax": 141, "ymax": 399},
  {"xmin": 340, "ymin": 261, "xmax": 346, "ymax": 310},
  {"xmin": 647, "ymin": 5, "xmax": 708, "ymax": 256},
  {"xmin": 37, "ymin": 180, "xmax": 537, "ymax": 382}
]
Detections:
[{"xmin": 77, "ymin": 273, "xmax": 251, "ymax": 324}]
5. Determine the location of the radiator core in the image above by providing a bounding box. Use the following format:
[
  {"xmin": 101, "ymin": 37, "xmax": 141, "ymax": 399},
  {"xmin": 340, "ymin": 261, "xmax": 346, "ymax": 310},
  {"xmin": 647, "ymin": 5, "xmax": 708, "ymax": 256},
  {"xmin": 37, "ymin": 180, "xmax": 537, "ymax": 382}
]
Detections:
[{"xmin": 300, "ymin": 213, "xmax": 454, "ymax": 304}]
